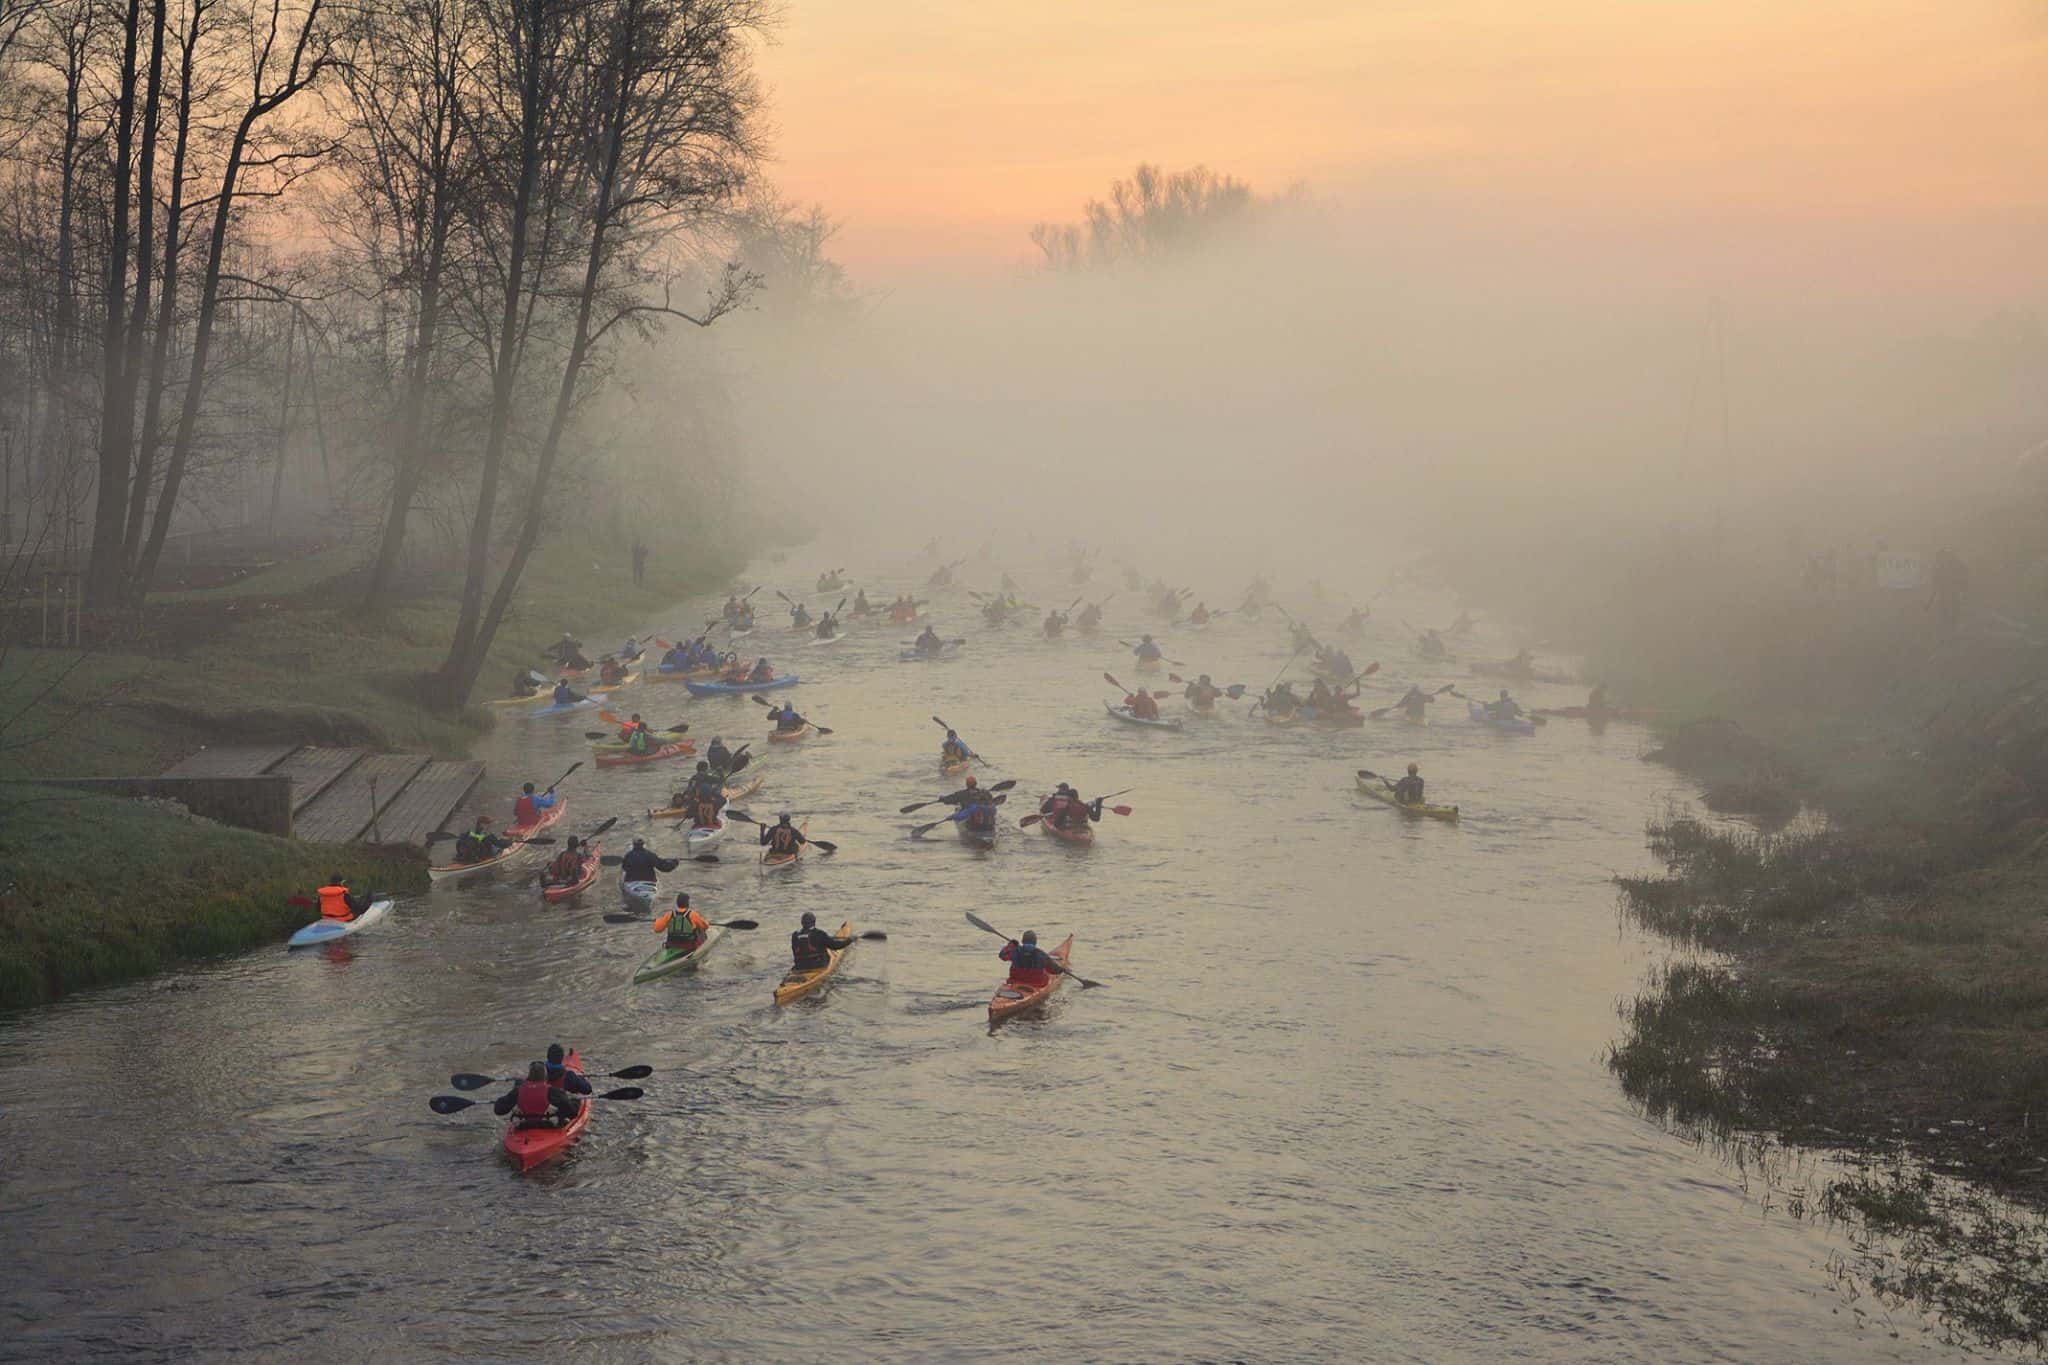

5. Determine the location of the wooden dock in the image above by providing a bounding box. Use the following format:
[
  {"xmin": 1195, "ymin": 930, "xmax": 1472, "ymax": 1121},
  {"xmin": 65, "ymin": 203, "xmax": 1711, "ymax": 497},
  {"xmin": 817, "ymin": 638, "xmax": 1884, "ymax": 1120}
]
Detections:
[{"xmin": 160, "ymin": 746, "xmax": 483, "ymax": 846}]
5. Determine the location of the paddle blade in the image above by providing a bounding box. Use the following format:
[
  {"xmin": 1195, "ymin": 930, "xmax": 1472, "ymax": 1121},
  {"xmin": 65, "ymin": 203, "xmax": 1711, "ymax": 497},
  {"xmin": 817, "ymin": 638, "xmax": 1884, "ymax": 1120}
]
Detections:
[
  {"xmin": 430, "ymin": 1095, "xmax": 480, "ymax": 1114},
  {"xmin": 858, "ymin": 930, "xmax": 888, "ymax": 941},
  {"xmin": 811, "ymin": 839, "xmax": 837, "ymax": 854},
  {"xmin": 602, "ymin": 913, "xmax": 643, "ymax": 924},
  {"xmin": 1018, "ymin": 814, "xmax": 1042, "ymax": 827},
  {"xmin": 600, "ymin": 855, "xmax": 624, "ymax": 866},
  {"xmin": 964, "ymin": 910, "xmax": 1007, "ymax": 939},
  {"xmin": 716, "ymin": 919, "xmax": 759, "ymax": 930},
  {"xmin": 899, "ymin": 800, "xmax": 932, "ymax": 814},
  {"xmin": 607, "ymin": 1065, "xmax": 654, "ymax": 1080},
  {"xmin": 598, "ymin": 1087, "xmax": 644, "ymax": 1101},
  {"xmin": 1109, "ymin": 805, "xmax": 1133, "ymax": 816},
  {"xmin": 450, "ymin": 1072, "xmax": 498, "ymax": 1091}
]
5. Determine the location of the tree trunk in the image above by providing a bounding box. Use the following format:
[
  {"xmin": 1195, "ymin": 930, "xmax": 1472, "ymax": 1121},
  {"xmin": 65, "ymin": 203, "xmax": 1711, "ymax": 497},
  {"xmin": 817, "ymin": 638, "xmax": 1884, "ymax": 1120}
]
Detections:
[
  {"xmin": 265, "ymin": 312, "xmax": 297, "ymax": 532},
  {"xmin": 358, "ymin": 215, "xmax": 451, "ymax": 614},
  {"xmin": 85, "ymin": 0, "xmax": 146, "ymax": 606}
]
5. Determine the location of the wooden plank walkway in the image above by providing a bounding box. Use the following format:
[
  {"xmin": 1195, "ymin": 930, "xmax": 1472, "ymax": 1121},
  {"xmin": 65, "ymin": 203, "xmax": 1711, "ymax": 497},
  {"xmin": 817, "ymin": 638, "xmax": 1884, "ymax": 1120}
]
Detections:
[
  {"xmin": 293, "ymin": 753, "xmax": 430, "ymax": 844},
  {"xmin": 160, "ymin": 745, "xmax": 296, "ymax": 779},
  {"xmin": 373, "ymin": 760, "xmax": 485, "ymax": 846},
  {"xmin": 268, "ymin": 747, "xmax": 363, "ymax": 815}
]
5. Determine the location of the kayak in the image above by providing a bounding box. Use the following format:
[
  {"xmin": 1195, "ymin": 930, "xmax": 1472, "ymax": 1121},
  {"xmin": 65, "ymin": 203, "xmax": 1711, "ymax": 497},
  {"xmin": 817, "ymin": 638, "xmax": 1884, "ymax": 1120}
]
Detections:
[
  {"xmin": 539, "ymin": 843, "xmax": 601, "ymax": 902},
  {"xmin": 941, "ymin": 753, "xmax": 973, "ymax": 776},
  {"xmin": 1306, "ymin": 709, "xmax": 1364, "ymax": 729},
  {"xmin": 620, "ymin": 879, "xmax": 658, "ymax": 915},
  {"xmin": 686, "ymin": 675, "xmax": 797, "ymax": 697},
  {"xmin": 957, "ymin": 813, "xmax": 998, "ymax": 849},
  {"xmin": 502, "ymin": 1048, "xmax": 591, "ymax": 1171},
  {"xmin": 1469, "ymin": 701, "xmax": 1536, "ymax": 735},
  {"xmin": 1356, "ymin": 774, "xmax": 1460, "ymax": 821},
  {"xmin": 648, "ymin": 664, "xmax": 720, "ymax": 684},
  {"xmin": 774, "ymin": 918, "xmax": 852, "ymax": 1004},
  {"xmin": 287, "ymin": 898, "xmax": 393, "ymax": 947},
  {"xmin": 486, "ymin": 692, "xmax": 545, "ymax": 708},
  {"xmin": 988, "ymin": 934, "xmax": 1074, "ymax": 1024},
  {"xmin": 722, "ymin": 772, "xmax": 766, "ymax": 803},
  {"xmin": 632, "ymin": 924, "xmax": 728, "ymax": 985},
  {"xmin": 768, "ymin": 723, "xmax": 813, "ymax": 743},
  {"xmin": 1260, "ymin": 708, "xmax": 1301, "ymax": 728},
  {"xmin": 593, "ymin": 739, "xmax": 694, "ymax": 768},
  {"xmin": 684, "ymin": 818, "xmax": 724, "ymax": 858},
  {"xmin": 429, "ymin": 798, "xmax": 566, "ymax": 881},
  {"xmin": 1105, "ymin": 701, "xmax": 1183, "ymax": 731},
  {"xmin": 817, "ymin": 578, "xmax": 845, "ymax": 593},
  {"xmin": 1039, "ymin": 815, "xmax": 1094, "ymax": 847},
  {"xmin": 808, "ymin": 634, "xmax": 843, "ymax": 648},
  {"xmin": 528, "ymin": 695, "xmax": 597, "ymax": 716},
  {"xmin": 1134, "ymin": 656, "xmax": 1163, "ymax": 672},
  {"xmin": 588, "ymin": 671, "xmax": 639, "ymax": 695},
  {"xmin": 898, "ymin": 643, "xmax": 960, "ymax": 662},
  {"xmin": 761, "ymin": 819, "xmax": 808, "ymax": 869}
]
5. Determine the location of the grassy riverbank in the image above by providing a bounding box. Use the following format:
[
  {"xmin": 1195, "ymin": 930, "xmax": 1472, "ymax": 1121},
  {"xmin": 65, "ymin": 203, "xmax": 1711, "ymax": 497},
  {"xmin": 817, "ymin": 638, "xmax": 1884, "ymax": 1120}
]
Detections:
[
  {"xmin": 0, "ymin": 533, "xmax": 754, "ymax": 1008},
  {"xmin": 0, "ymin": 785, "xmax": 430, "ymax": 1010}
]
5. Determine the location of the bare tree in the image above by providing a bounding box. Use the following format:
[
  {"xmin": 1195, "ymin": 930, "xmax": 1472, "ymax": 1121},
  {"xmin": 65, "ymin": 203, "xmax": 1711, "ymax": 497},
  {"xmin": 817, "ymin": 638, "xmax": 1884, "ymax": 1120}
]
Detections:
[{"xmin": 1030, "ymin": 163, "xmax": 1264, "ymax": 271}]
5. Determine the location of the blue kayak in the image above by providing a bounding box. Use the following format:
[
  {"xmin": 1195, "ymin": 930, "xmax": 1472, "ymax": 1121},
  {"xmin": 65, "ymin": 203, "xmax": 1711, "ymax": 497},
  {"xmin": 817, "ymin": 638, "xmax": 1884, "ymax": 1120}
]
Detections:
[
  {"xmin": 685, "ymin": 675, "xmax": 798, "ymax": 697},
  {"xmin": 288, "ymin": 899, "xmax": 393, "ymax": 947},
  {"xmin": 530, "ymin": 695, "xmax": 597, "ymax": 716},
  {"xmin": 1468, "ymin": 701, "xmax": 1536, "ymax": 735}
]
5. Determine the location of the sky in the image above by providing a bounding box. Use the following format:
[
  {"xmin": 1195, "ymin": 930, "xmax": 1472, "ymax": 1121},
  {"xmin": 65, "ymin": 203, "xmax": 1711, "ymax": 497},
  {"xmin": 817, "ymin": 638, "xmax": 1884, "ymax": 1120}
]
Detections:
[{"xmin": 761, "ymin": 0, "xmax": 2048, "ymax": 302}]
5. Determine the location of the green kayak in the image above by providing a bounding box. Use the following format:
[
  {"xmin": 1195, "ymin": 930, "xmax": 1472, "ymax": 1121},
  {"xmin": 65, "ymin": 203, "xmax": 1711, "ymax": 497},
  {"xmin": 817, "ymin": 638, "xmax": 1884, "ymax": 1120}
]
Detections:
[{"xmin": 630, "ymin": 924, "xmax": 728, "ymax": 984}]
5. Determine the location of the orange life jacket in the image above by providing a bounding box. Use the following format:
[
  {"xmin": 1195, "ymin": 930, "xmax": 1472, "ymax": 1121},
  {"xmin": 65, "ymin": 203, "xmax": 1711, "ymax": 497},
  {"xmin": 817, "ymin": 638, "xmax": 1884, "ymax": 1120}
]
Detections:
[{"xmin": 318, "ymin": 884, "xmax": 352, "ymax": 920}]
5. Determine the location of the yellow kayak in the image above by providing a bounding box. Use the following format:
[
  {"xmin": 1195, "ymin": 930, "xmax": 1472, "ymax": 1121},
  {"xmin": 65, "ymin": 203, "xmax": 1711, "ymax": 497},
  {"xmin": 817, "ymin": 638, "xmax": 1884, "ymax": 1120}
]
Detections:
[
  {"xmin": 1355, "ymin": 773, "xmax": 1460, "ymax": 821},
  {"xmin": 774, "ymin": 918, "xmax": 852, "ymax": 1004}
]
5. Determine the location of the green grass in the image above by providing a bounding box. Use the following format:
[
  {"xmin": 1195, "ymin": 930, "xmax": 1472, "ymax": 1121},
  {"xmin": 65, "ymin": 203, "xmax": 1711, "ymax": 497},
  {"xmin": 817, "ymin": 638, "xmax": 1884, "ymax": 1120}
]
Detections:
[{"xmin": 0, "ymin": 785, "xmax": 428, "ymax": 1010}]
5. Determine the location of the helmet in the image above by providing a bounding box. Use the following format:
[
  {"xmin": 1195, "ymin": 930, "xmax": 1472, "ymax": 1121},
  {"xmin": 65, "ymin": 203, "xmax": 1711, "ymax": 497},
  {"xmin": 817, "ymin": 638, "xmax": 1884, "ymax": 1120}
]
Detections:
[
  {"xmin": 1021, "ymin": 930, "xmax": 1038, "ymax": 945},
  {"xmin": 946, "ymin": 729, "xmax": 957, "ymax": 739},
  {"xmin": 477, "ymin": 815, "xmax": 493, "ymax": 826},
  {"xmin": 800, "ymin": 911, "xmax": 816, "ymax": 927}
]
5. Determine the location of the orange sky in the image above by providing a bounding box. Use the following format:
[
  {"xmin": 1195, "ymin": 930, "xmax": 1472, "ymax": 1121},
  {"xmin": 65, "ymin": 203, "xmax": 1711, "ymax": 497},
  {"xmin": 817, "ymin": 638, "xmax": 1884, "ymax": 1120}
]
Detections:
[{"xmin": 760, "ymin": 0, "xmax": 2048, "ymax": 289}]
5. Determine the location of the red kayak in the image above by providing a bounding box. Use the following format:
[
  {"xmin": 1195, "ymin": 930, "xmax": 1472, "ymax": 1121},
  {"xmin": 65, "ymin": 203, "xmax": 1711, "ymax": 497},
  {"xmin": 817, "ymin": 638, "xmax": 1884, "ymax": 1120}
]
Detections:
[
  {"xmin": 539, "ymin": 843, "xmax": 600, "ymax": 902},
  {"xmin": 592, "ymin": 738, "xmax": 694, "ymax": 768},
  {"xmin": 1039, "ymin": 816, "xmax": 1094, "ymax": 847},
  {"xmin": 502, "ymin": 1049, "xmax": 592, "ymax": 1171}
]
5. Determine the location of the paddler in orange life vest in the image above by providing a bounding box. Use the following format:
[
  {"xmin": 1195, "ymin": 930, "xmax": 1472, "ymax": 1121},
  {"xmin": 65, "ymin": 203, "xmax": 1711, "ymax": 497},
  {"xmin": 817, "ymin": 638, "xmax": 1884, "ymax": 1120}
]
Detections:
[
  {"xmin": 1185, "ymin": 674, "xmax": 1222, "ymax": 709},
  {"xmin": 513, "ymin": 782, "xmax": 557, "ymax": 827},
  {"xmin": 1123, "ymin": 686, "xmax": 1161, "ymax": 721},
  {"xmin": 317, "ymin": 875, "xmax": 373, "ymax": 921},
  {"xmin": 657, "ymin": 892, "xmax": 709, "ymax": 951},
  {"xmin": 618, "ymin": 712, "xmax": 652, "ymax": 754},
  {"xmin": 790, "ymin": 911, "xmax": 852, "ymax": 969},
  {"xmin": 999, "ymin": 930, "xmax": 1067, "ymax": 988},
  {"xmin": 542, "ymin": 836, "xmax": 587, "ymax": 886},
  {"xmin": 747, "ymin": 656, "xmax": 775, "ymax": 684}
]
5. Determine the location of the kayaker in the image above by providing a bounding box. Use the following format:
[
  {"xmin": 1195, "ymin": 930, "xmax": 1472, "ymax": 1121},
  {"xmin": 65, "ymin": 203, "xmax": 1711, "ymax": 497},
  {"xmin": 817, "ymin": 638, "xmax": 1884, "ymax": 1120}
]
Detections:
[
  {"xmin": 772, "ymin": 701, "xmax": 807, "ymax": 734},
  {"xmin": 1123, "ymin": 687, "xmax": 1162, "ymax": 721},
  {"xmin": 657, "ymin": 892, "xmax": 709, "ymax": 950},
  {"xmin": 706, "ymin": 735, "xmax": 734, "ymax": 772},
  {"xmin": 682, "ymin": 760, "xmax": 723, "ymax": 801},
  {"xmin": 1340, "ymin": 607, "xmax": 1366, "ymax": 632},
  {"xmin": 620, "ymin": 636, "xmax": 643, "ymax": 662},
  {"xmin": 1487, "ymin": 689, "xmax": 1525, "ymax": 721},
  {"xmin": 761, "ymin": 813, "xmax": 808, "ymax": 856},
  {"xmin": 1264, "ymin": 682, "xmax": 1301, "ymax": 718},
  {"xmin": 815, "ymin": 612, "xmax": 838, "ymax": 640},
  {"xmin": 915, "ymin": 625, "xmax": 944, "ymax": 656},
  {"xmin": 452, "ymin": 816, "xmax": 504, "ymax": 865},
  {"xmin": 548, "ymin": 633, "xmax": 589, "ymax": 669},
  {"xmin": 930, "ymin": 564, "xmax": 953, "ymax": 587},
  {"xmin": 1307, "ymin": 678, "xmax": 1336, "ymax": 715},
  {"xmin": 1043, "ymin": 609, "xmax": 1066, "ymax": 639},
  {"xmin": 790, "ymin": 602, "xmax": 812, "ymax": 629},
  {"xmin": 317, "ymin": 876, "xmax": 374, "ymax": 921},
  {"xmin": 1076, "ymin": 601, "xmax": 1102, "ymax": 633},
  {"xmin": 542, "ymin": 836, "xmax": 587, "ymax": 886},
  {"xmin": 618, "ymin": 713, "xmax": 650, "ymax": 746},
  {"xmin": 941, "ymin": 729, "xmax": 974, "ymax": 765},
  {"xmin": 620, "ymin": 837, "xmax": 680, "ymax": 886},
  {"xmin": 660, "ymin": 642, "xmax": 689, "ymax": 671},
  {"xmin": 790, "ymin": 911, "xmax": 853, "ymax": 969},
  {"xmin": 512, "ymin": 782, "xmax": 556, "ymax": 826},
  {"xmin": 1418, "ymin": 629, "xmax": 1447, "ymax": 660},
  {"xmin": 721, "ymin": 595, "xmax": 743, "ymax": 622},
  {"xmin": 1185, "ymin": 675, "xmax": 1221, "ymax": 708},
  {"xmin": 747, "ymin": 657, "xmax": 775, "ymax": 684},
  {"xmin": 1189, "ymin": 602, "xmax": 1211, "ymax": 625},
  {"xmin": 597, "ymin": 656, "xmax": 624, "ymax": 686},
  {"xmin": 1325, "ymin": 648, "xmax": 1356, "ymax": 679},
  {"xmin": 1393, "ymin": 763, "xmax": 1426, "ymax": 805},
  {"xmin": 1133, "ymin": 635, "xmax": 1162, "ymax": 665},
  {"xmin": 1397, "ymin": 684, "xmax": 1435, "ymax": 721},
  {"xmin": 1503, "ymin": 648, "xmax": 1535, "ymax": 678},
  {"xmin": 545, "ymin": 1043, "xmax": 592, "ymax": 1095},
  {"xmin": 551, "ymin": 678, "xmax": 581, "ymax": 706},
  {"xmin": 509, "ymin": 670, "xmax": 543, "ymax": 698},
  {"xmin": 852, "ymin": 589, "xmax": 871, "ymax": 616},
  {"xmin": 999, "ymin": 930, "xmax": 1068, "ymax": 988},
  {"xmin": 493, "ymin": 1062, "xmax": 582, "ymax": 1129},
  {"xmin": 1587, "ymin": 683, "xmax": 1611, "ymax": 716},
  {"xmin": 958, "ymin": 782, "xmax": 1000, "ymax": 834}
]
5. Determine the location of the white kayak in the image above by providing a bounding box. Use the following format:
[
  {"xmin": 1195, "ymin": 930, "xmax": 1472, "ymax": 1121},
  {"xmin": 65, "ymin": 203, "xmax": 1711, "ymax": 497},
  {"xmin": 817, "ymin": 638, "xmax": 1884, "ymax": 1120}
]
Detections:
[
  {"xmin": 620, "ymin": 880, "xmax": 658, "ymax": 915},
  {"xmin": 685, "ymin": 820, "xmax": 725, "ymax": 858},
  {"xmin": 287, "ymin": 899, "xmax": 393, "ymax": 948},
  {"xmin": 808, "ymin": 634, "xmax": 844, "ymax": 648},
  {"xmin": 1104, "ymin": 701, "xmax": 1184, "ymax": 731}
]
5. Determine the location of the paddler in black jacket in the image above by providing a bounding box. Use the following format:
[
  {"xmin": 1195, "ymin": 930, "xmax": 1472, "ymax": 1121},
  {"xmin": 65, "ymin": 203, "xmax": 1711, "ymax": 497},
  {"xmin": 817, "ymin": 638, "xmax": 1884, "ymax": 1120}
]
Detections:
[{"xmin": 790, "ymin": 911, "xmax": 853, "ymax": 969}]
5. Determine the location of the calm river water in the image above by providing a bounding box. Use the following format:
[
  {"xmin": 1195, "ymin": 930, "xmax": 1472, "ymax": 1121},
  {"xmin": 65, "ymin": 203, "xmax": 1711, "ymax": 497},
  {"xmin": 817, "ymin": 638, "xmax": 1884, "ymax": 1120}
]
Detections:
[{"xmin": 0, "ymin": 558, "xmax": 1958, "ymax": 1361}]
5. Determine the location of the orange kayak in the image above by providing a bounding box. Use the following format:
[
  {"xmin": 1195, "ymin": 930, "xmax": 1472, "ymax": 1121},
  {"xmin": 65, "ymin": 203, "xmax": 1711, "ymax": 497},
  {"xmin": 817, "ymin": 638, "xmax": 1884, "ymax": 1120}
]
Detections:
[
  {"xmin": 768, "ymin": 723, "xmax": 812, "ymax": 744},
  {"xmin": 1039, "ymin": 815, "xmax": 1094, "ymax": 847},
  {"xmin": 988, "ymin": 935, "xmax": 1073, "ymax": 1024},
  {"xmin": 501, "ymin": 1049, "xmax": 592, "ymax": 1171}
]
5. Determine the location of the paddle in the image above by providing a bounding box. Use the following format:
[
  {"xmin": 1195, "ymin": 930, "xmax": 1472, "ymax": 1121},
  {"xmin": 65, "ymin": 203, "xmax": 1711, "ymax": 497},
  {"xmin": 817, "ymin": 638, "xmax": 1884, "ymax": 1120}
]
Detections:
[
  {"xmin": 430, "ymin": 1087, "xmax": 643, "ymax": 1114},
  {"xmin": 1369, "ymin": 681, "xmax": 1457, "ymax": 720},
  {"xmin": 961, "ymin": 911, "xmax": 1103, "ymax": 989},
  {"xmin": 900, "ymin": 778, "xmax": 1017, "ymax": 814},
  {"xmin": 1357, "ymin": 767, "xmax": 1397, "ymax": 791},
  {"xmin": 1117, "ymin": 639, "xmax": 1186, "ymax": 667},
  {"xmin": 451, "ymin": 1064, "xmax": 653, "ymax": 1090},
  {"xmin": 602, "ymin": 907, "xmax": 763, "ymax": 924},
  {"xmin": 929, "ymin": 714, "xmax": 987, "ymax": 765},
  {"xmin": 750, "ymin": 694, "xmax": 833, "ymax": 736},
  {"xmin": 724, "ymin": 810, "xmax": 839, "ymax": 855}
]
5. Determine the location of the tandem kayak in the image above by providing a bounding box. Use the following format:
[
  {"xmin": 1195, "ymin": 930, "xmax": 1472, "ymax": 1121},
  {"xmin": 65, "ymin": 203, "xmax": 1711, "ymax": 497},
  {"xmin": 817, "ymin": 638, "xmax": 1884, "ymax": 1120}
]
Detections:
[
  {"xmin": 632, "ymin": 924, "xmax": 728, "ymax": 985},
  {"xmin": 428, "ymin": 798, "xmax": 566, "ymax": 881},
  {"xmin": 1039, "ymin": 815, "xmax": 1094, "ymax": 847},
  {"xmin": 648, "ymin": 665, "xmax": 719, "ymax": 684},
  {"xmin": 685, "ymin": 675, "xmax": 797, "ymax": 697},
  {"xmin": 1468, "ymin": 701, "xmax": 1536, "ymax": 735},
  {"xmin": 768, "ymin": 723, "xmax": 812, "ymax": 743},
  {"xmin": 760, "ymin": 819, "xmax": 808, "ymax": 869},
  {"xmin": 502, "ymin": 1048, "xmax": 591, "ymax": 1171},
  {"xmin": 988, "ymin": 933, "xmax": 1073, "ymax": 1025},
  {"xmin": 287, "ymin": 898, "xmax": 394, "ymax": 948},
  {"xmin": 1104, "ymin": 701, "xmax": 1183, "ymax": 731},
  {"xmin": 774, "ymin": 918, "xmax": 853, "ymax": 1004},
  {"xmin": 957, "ymin": 813, "xmax": 998, "ymax": 849},
  {"xmin": 1355, "ymin": 774, "xmax": 1460, "ymax": 821},
  {"xmin": 539, "ymin": 843, "xmax": 601, "ymax": 902},
  {"xmin": 898, "ymin": 643, "xmax": 960, "ymax": 662}
]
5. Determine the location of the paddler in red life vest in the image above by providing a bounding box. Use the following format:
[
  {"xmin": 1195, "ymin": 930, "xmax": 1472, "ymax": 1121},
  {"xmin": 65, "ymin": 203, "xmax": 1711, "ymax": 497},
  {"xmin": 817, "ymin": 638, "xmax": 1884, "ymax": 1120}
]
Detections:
[
  {"xmin": 999, "ymin": 930, "xmax": 1067, "ymax": 988},
  {"xmin": 790, "ymin": 911, "xmax": 853, "ymax": 969},
  {"xmin": 1123, "ymin": 687, "xmax": 1161, "ymax": 720},
  {"xmin": 493, "ymin": 1061, "xmax": 582, "ymax": 1129},
  {"xmin": 542, "ymin": 836, "xmax": 586, "ymax": 886},
  {"xmin": 747, "ymin": 656, "xmax": 775, "ymax": 684},
  {"xmin": 317, "ymin": 875, "xmax": 373, "ymax": 921},
  {"xmin": 513, "ymin": 782, "xmax": 557, "ymax": 827},
  {"xmin": 1188, "ymin": 601, "xmax": 1212, "ymax": 625}
]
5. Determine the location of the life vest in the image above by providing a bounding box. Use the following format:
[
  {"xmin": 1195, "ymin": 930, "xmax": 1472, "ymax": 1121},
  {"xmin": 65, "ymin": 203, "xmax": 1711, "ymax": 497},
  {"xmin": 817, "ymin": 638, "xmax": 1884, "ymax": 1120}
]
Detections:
[
  {"xmin": 668, "ymin": 908, "xmax": 709, "ymax": 947},
  {"xmin": 965, "ymin": 803, "xmax": 996, "ymax": 831},
  {"xmin": 1006, "ymin": 945, "xmax": 1051, "ymax": 987},
  {"xmin": 791, "ymin": 929, "xmax": 828, "ymax": 968},
  {"xmin": 455, "ymin": 830, "xmax": 493, "ymax": 863},
  {"xmin": 514, "ymin": 795, "xmax": 541, "ymax": 826},
  {"xmin": 318, "ymin": 884, "xmax": 352, "ymax": 920},
  {"xmin": 694, "ymin": 799, "xmax": 722, "ymax": 828},
  {"xmin": 770, "ymin": 825, "xmax": 799, "ymax": 852},
  {"xmin": 514, "ymin": 1079, "xmax": 553, "ymax": 1119}
]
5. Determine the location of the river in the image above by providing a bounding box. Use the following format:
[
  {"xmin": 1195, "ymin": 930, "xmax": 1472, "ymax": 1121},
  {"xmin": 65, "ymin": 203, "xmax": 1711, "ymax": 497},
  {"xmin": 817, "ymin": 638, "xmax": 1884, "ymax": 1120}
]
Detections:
[{"xmin": 0, "ymin": 562, "xmax": 1958, "ymax": 1361}]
